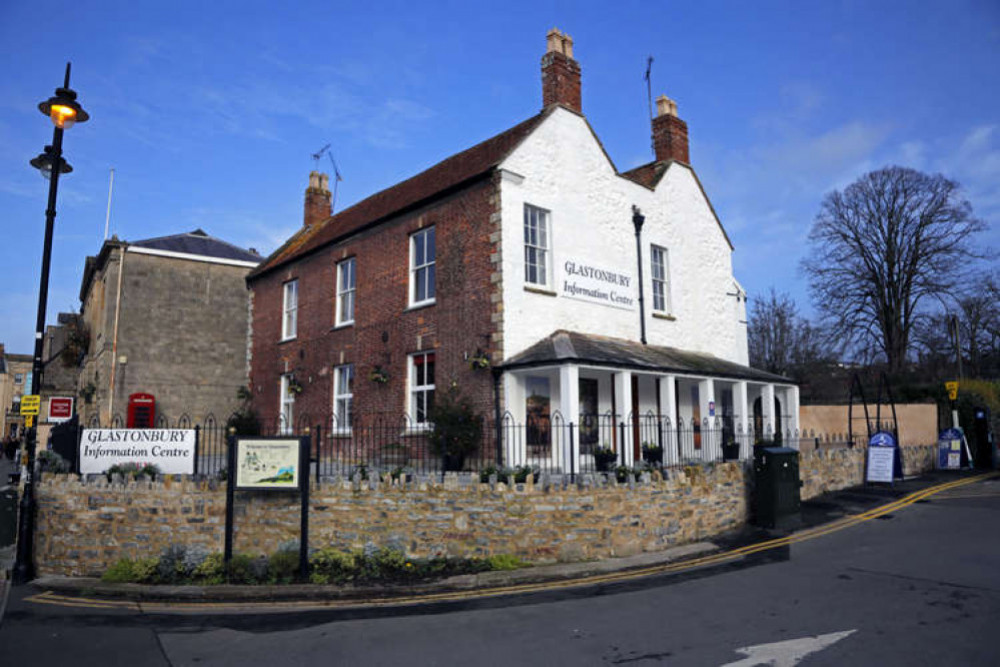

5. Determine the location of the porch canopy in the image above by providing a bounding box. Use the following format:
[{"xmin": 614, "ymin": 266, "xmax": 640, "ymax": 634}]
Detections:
[{"xmin": 500, "ymin": 330, "xmax": 798, "ymax": 467}]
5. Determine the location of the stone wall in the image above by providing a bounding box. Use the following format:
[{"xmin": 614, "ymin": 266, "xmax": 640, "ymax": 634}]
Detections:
[
  {"xmin": 34, "ymin": 443, "xmax": 940, "ymax": 577},
  {"xmin": 35, "ymin": 463, "xmax": 751, "ymax": 577}
]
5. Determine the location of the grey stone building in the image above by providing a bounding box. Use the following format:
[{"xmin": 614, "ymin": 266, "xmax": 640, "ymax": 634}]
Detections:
[{"xmin": 77, "ymin": 230, "xmax": 261, "ymax": 426}]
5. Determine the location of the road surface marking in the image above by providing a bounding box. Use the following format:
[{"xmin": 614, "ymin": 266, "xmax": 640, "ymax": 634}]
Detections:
[
  {"xmin": 722, "ymin": 629, "xmax": 857, "ymax": 667},
  {"xmin": 25, "ymin": 472, "xmax": 997, "ymax": 613}
]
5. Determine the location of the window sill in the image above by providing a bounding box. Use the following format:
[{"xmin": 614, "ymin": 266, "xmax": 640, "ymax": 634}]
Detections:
[
  {"xmin": 402, "ymin": 425, "xmax": 432, "ymax": 435},
  {"xmin": 327, "ymin": 430, "xmax": 353, "ymax": 439},
  {"xmin": 406, "ymin": 299, "xmax": 436, "ymax": 312},
  {"xmin": 279, "ymin": 336, "xmax": 297, "ymax": 344},
  {"xmin": 331, "ymin": 321, "xmax": 354, "ymax": 331},
  {"xmin": 652, "ymin": 312, "xmax": 676, "ymax": 321},
  {"xmin": 524, "ymin": 285, "xmax": 556, "ymax": 297}
]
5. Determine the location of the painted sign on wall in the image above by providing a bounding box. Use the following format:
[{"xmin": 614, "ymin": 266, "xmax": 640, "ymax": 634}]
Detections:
[
  {"xmin": 560, "ymin": 259, "xmax": 635, "ymax": 310},
  {"xmin": 80, "ymin": 429, "xmax": 196, "ymax": 474}
]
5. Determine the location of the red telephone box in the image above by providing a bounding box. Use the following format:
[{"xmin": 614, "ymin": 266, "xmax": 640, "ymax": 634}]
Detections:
[{"xmin": 127, "ymin": 393, "xmax": 156, "ymax": 428}]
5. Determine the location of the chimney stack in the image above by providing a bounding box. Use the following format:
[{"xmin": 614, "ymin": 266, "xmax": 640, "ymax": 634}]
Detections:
[
  {"xmin": 652, "ymin": 95, "xmax": 689, "ymax": 164},
  {"xmin": 541, "ymin": 28, "xmax": 581, "ymax": 113},
  {"xmin": 303, "ymin": 171, "xmax": 331, "ymax": 228}
]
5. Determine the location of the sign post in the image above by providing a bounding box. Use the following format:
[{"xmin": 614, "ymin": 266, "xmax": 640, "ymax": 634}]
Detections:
[
  {"xmin": 866, "ymin": 430, "xmax": 901, "ymax": 484},
  {"xmin": 945, "ymin": 381, "xmax": 960, "ymax": 430},
  {"xmin": 224, "ymin": 435, "xmax": 311, "ymax": 581}
]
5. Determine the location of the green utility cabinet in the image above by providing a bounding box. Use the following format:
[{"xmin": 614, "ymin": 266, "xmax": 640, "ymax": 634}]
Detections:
[{"xmin": 753, "ymin": 446, "xmax": 802, "ymax": 529}]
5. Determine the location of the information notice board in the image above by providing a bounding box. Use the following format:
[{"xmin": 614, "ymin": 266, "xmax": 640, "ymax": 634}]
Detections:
[{"xmin": 866, "ymin": 431, "xmax": 898, "ymax": 483}]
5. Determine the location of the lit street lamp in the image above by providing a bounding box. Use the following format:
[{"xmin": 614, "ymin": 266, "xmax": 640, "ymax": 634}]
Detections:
[{"xmin": 12, "ymin": 63, "xmax": 89, "ymax": 585}]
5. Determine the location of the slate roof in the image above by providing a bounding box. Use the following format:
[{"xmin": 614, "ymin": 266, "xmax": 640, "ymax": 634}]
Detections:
[
  {"xmin": 504, "ymin": 330, "xmax": 792, "ymax": 384},
  {"xmin": 131, "ymin": 229, "xmax": 261, "ymax": 263},
  {"xmin": 249, "ymin": 108, "xmax": 555, "ymax": 280}
]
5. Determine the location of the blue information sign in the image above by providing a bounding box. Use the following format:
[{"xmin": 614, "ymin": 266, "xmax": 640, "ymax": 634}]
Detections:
[
  {"xmin": 866, "ymin": 431, "xmax": 898, "ymax": 483},
  {"xmin": 937, "ymin": 427, "xmax": 964, "ymax": 469}
]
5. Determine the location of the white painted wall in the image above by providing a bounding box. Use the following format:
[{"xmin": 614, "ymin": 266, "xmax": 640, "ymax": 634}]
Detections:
[{"xmin": 499, "ymin": 108, "xmax": 748, "ymax": 365}]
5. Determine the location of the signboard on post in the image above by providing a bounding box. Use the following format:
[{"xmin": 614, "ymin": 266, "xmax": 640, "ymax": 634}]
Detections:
[
  {"xmin": 47, "ymin": 396, "xmax": 74, "ymax": 423},
  {"xmin": 945, "ymin": 381, "xmax": 959, "ymax": 401},
  {"xmin": 937, "ymin": 427, "xmax": 964, "ymax": 469},
  {"xmin": 235, "ymin": 437, "xmax": 305, "ymax": 490},
  {"xmin": 866, "ymin": 431, "xmax": 898, "ymax": 483},
  {"xmin": 79, "ymin": 429, "xmax": 196, "ymax": 474},
  {"xmin": 19, "ymin": 395, "xmax": 40, "ymax": 416}
]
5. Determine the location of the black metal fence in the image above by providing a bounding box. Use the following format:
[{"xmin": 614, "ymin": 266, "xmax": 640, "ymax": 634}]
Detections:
[{"xmin": 51, "ymin": 411, "xmax": 861, "ymax": 481}]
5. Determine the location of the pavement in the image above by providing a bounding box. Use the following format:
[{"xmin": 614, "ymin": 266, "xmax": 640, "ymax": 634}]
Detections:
[{"xmin": 5, "ymin": 466, "xmax": 993, "ymax": 613}]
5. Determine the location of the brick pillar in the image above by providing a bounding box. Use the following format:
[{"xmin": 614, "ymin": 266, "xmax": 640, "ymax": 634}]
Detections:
[
  {"xmin": 652, "ymin": 95, "xmax": 689, "ymax": 164},
  {"xmin": 304, "ymin": 171, "xmax": 331, "ymax": 228},
  {"xmin": 541, "ymin": 28, "xmax": 581, "ymax": 113}
]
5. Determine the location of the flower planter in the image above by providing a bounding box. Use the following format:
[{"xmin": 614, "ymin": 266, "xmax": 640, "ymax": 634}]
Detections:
[{"xmin": 722, "ymin": 443, "xmax": 741, "ymax": 461}]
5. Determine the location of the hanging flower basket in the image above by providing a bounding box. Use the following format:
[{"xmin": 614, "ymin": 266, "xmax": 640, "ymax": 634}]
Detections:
[
  {"xmin": 469, "ymin": 351, "xmax": 491, "ymax": 370},
  {"xmin": 286, "ymin": 377, "xmax": 304, "ymax": 395},
  {"xmin": 370, "ymin": 366, "xmax": 389, "ymax": 384}
]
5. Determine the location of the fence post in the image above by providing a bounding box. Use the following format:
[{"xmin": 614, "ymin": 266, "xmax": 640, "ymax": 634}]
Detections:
[
  {"xmin": 314, "ymin": 423, "xmax": 322, "ymax": 484},
  {"xmin": 619, "ymin": 421, "xmax": 626, "ymax": 468},
  {"xmin": 193, "ymin": 425, "xmax": 200, "ymax": 475},
  {"xmin": 569, "ymin": 422, "xmax": 576, "ymax": 483}
]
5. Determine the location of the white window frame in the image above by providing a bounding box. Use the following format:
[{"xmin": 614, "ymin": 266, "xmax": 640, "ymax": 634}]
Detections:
[
  {"xmin": 523, "ymin": 204, "xmax": 550, "ymax": 287},
  {"xmin": 336, "ymin": 258, "xmax": 356, "ymax": 326},
  {"xmin": 409, "ymin": 227, "xmax": 436, "ymax": 307},
  {"xmin": 279, "ymin": 374, "xmax": 295, "ymax": 434},
  {"xmin": 408, "ymin": 352, "xmax": 436, "ymax": 427},
  {"xmin": 332, "ymin": 364, "xmax": 354, "ymax": 433},
  {"xmin": 282, "ymin": 279, "xmax": 298, "ymax": 340},
  {"xmin": 14, "ymin": 373, "xmax": 23, "ymax": 384},
  {"xmin": 650, "ymin": 244, "xmax": 671, "ymax": 315}
]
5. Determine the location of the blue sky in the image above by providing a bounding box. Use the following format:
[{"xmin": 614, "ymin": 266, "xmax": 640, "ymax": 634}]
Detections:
[{"xmin": 1, "ymin": 0, "xmax": 997, "ymax": 354}]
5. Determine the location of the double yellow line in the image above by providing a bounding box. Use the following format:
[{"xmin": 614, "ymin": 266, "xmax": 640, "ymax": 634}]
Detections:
[{"xmin": 26, "ymin": 472, "xmax": 997, "ymax": 613}]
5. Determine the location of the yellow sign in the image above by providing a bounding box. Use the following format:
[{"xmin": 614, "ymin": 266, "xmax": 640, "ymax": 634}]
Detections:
[
  {"xmin": 25, "ymin": 415, "xmax": 34, "ymax": 428},
  {"xmin": 19, "ymin": 394, "xmax": 40, "ymax": 416},
  {"xmin": 945, "ymin": 381, "xmax": 959, "ymax": 401}
]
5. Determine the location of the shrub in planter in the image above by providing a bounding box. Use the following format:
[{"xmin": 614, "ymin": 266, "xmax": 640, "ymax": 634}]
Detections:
[
  {"xmin": 594, "ymin": 446, "xmax": 618, "ymax": 472},
  {"xmin": 101, "ymin": 557, "xmax": 158, "ymax": 584},
  {"xmin": 105, "ymin": 462, "xmax": 161, "ymax": 482},
  {"xmin": 641, "ymin": 442, "xmax": 663, "ymax": 465},
  {"xmin": 721, "ymin": 440, "xmax": 741, "ymax": 461},
  {"xmin": 428, "ymin": 386, "xmax": 483, "ymax": 471},
  {"xmin": 38, "ymin": 449, "xmax": 70, "ymax": 473}
]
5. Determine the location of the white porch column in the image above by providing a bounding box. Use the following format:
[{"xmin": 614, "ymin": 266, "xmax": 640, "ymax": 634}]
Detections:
[
  {"xmin": 735, "ymin": 380, "xmax": 749, "ymax": 455},
  {"xmin": 699, "ymin": 378, "xmax": 718, "ymax": 460},
  {"xmin": 658, "ymin": 375, "xmax": 677, "ymax": 466},
  {"xmin": 559, "ymin": 364, "xmax": 580, "ymax": 474},
  {"xmin": 789, "ymin": 385, "xmax": 800, "ymax": 436},
  {"xmin": 762, "ymin": 383, "xmax": 776, "ymax": 440},
  {"xmin": 613, "ymin": 370, "xmax": 634, "ymax": 466},
  {"xmin": 503, "ymin": 372, "xmax": 525, "ymax": 465}
]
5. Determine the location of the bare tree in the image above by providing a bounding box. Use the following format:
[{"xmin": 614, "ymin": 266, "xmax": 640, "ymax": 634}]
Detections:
[
  {"xmin": 802, "ymin": 166, "xmax": 985, "ymax": 373},
  {"xmin": 748, "ymin": 288, "xmax": 826, "ymax": 376},
  {"xmin": 914, "ymin": 275, "xmax": 1000, "ymax": 378}
]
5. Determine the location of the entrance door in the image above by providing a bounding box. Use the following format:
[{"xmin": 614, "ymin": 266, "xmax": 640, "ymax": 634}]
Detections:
[{"xmin": 578, "ymin": 378, "xmax": 599, "ymax": 455}]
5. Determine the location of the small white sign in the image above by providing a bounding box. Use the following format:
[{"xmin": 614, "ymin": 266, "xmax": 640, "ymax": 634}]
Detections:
[
  {"xmin": 560, "ymin": 259, "xmax": 635, "ymax": 310},
  {"xmin": 866, "ymin": 447, "xmax": 895, "ymax": 483},
  {"xmin": 80, "ymin": 429, "xmax": 196, "ymax": 474}
]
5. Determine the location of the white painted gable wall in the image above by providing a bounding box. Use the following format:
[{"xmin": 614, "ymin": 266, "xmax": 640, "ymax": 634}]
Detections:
[{"xmin": 499, "ymin": 107, "xmax": 749, "ymax": 365}]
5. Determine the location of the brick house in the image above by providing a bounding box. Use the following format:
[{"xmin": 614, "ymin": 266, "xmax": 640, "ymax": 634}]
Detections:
[
  {"xmin": 247, "ymin": 29, "xmax": 796, "ymax": 467},
  {"xmin": 77, "ymin": 230, "xmax": 261, "ymax": 426}
]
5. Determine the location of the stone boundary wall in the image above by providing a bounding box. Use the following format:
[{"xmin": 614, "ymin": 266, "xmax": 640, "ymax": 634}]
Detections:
[
  {"xmin": 799, "ymin": 444, "xmax": 936, "ymax": 500},
  {"xmin": 35, "ymin": 463, "xmax": 751, "ymax": 577},
  {"xmin": 33, "ymin": 444, "xmax": 939, "ymax": 577}
]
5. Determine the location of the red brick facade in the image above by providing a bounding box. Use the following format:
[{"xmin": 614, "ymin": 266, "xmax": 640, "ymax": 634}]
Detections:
[
  {"xmin": 248, "ymin": 175, "xmax": 502, "ymax": 427},
  {"xmin": 652, "ymin": 111, "xmax": 689, "ymax": 164}
]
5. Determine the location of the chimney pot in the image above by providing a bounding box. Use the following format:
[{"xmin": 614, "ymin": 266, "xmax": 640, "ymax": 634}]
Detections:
[
  {"xmin": 304, "ymin": 170, "xmax": 332, "ymax": 228},
  {"xmin": 652, "ymin": 93, "xmax": 689, "ymax": 164},
  {"xmin": 541, "ymin": 28, "xmax": 581, "ymax": 113}
]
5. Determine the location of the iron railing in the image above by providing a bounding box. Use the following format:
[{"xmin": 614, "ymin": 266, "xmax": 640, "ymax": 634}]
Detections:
[{"xmin": 57, "ymin": 411, "xmax": 860, "ymax": 481}]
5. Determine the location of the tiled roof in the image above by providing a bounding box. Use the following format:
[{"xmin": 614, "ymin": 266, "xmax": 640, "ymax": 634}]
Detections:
[
  {"xmin": 504, "ymin": 330, "xmax": 791, "ymax": 384},
  {"xmin": 620, "ymin": 161, "xmax": 669, "ymax": 189},
  {"xmin": 249, "ymin": 108, "xmax": 554, "ymax": 279},
  {"xmin": 131, "ymin": 229, "xmax": 261, "ymax": 263}
]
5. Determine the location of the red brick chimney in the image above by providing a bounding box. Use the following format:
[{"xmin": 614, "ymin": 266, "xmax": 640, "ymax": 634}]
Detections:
[
  {"xmin": 652, "ymin": 95, "xmax": 689, "ymax": 164},
  {"xmin": 304, "ymin": 171, "xmax": 331, "ymax": 228},
  {"xmin": 541, "ymin": 28, "xmax": 581, "ymax": 113}
]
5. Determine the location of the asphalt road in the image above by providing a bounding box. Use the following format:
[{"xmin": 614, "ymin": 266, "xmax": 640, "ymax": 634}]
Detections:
[{"xmin": 2, "ymin": 476, "xmax": 999, "ymax": 666}]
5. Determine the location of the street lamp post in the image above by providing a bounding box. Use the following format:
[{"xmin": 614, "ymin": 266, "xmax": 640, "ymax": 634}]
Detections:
[{"xmin": 12, "ymin": 63, "xmax": 88, "ymax": 585}]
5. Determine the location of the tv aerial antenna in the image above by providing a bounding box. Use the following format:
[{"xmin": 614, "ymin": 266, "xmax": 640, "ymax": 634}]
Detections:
[
  {"xmin": 644, "ymin": 55, "xmax": 655, "ymax": 158},
  {"xmin": 311, "ymin": 143, "xmax": 344, "ymax": 214}
]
